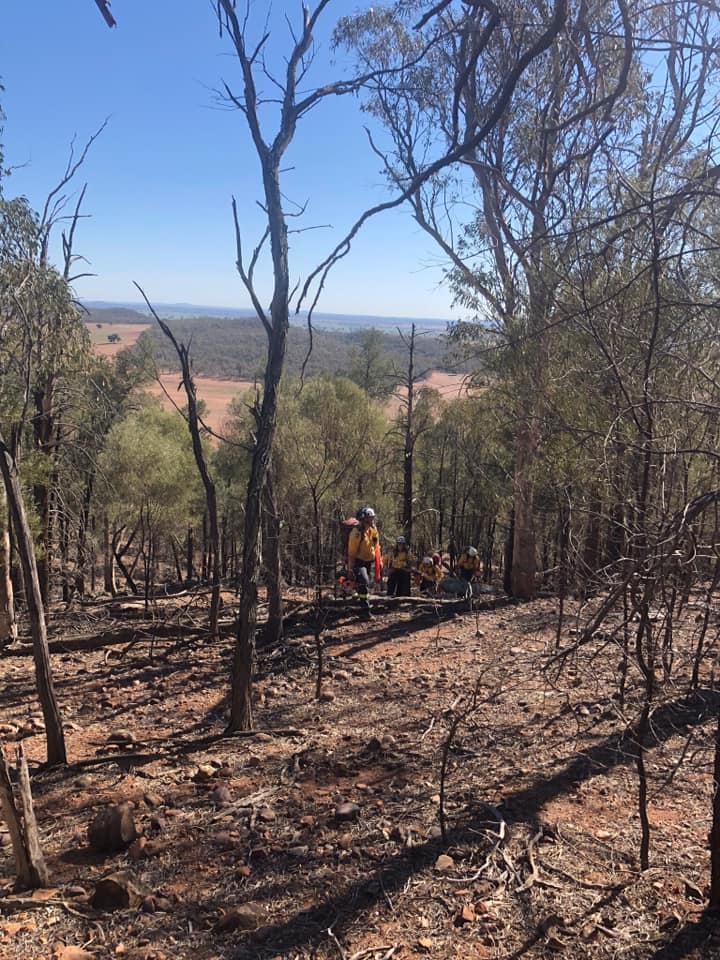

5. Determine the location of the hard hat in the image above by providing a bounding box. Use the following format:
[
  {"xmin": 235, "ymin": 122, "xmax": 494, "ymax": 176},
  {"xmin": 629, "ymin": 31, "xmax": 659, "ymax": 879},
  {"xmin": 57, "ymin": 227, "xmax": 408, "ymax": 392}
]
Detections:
[
  {"xmin": 467, "ymin": 546, "xmax": 478, "ymax": 557},
  {"xmin": 423, "ymin": 556, "xmax": 433, "ymax": 566},
  {"xmin": 359, "ymin": 506, "xmax": 376, "ymax": 519},
  {"xmin": 396, "ymin": 535, "xmax": 406, "ymax": 543}
]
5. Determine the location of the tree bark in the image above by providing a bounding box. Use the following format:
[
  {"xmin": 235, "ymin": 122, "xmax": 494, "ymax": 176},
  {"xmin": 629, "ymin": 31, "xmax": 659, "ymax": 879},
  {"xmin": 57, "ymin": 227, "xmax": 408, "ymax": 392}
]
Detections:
[
  {"xmin": 510, "ymin": 423, "xmax": 537, "ymax": 599},
  {"xmin": 0, "ymin": 483, "xmax": 17, "ymax": 644},
  {"xmin": 0, "ymin": 433, "xmax": 66, "ymax": 765},
  {"xmin": 263, "ymin": 466, "xmax": 283, "ymax": 648},
  {"xmin": 0, "ymin": 744, "xmax": 49, "ymax": 889}
]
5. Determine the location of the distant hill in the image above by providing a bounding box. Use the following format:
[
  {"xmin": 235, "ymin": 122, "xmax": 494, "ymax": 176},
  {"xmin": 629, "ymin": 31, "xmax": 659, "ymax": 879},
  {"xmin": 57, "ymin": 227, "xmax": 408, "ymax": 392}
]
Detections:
[
  {"xmin": 84, "ymin": 304, "xmax": 466, "ymax": 381},
  {"xmin": 82, "ymin": 301, "xmax": 451, "ymax": 333}
]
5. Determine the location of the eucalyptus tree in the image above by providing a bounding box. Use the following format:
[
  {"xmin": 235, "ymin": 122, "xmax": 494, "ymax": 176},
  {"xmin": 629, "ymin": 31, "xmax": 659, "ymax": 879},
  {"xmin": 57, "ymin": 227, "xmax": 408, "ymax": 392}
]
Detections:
[
  {"xmin": 275, "ymin": 375, "xmax": 388, "ymax": 581},
  {"xmin": 0, "ymin": 197, "xmax": 68, "ymax": 764},
  {"xmin": 337, "ymin": 0, "xmax": 635, "ymax": 597},
  {"xmin": 346, "ymin": 329, "xmax": 398, "ymax": 401},
  {"xmin": 97, "ymin": 402, "xmax": 202, "ymax": 609},
  {"xmin": 215, "ymin": 0, "xmax": 566, "ymax": 731}
]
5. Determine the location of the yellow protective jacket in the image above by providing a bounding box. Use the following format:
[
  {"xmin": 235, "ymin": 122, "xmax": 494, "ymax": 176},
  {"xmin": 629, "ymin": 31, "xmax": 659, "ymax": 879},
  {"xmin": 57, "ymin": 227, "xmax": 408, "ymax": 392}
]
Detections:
[
  {"xmin": 457, "ymin": 552, "xmax": 481, "ymax": 574},
  {"xmin": 348, "ymin": 524, "xmax": 380, "ymax": 564},
  {"xmin": 383, "ymin": 547, "xmax": 413, "ymax": 570},
  {"xmin": 417, "ymin": 560, "xmax": 442, "ymax": 582}
]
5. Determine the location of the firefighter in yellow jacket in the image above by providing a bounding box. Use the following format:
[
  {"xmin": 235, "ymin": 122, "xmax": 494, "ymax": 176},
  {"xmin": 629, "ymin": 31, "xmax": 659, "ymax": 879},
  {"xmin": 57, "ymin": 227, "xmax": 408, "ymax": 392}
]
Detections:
[
  {"xmin": 347, "ymin": 506, "xmax": 381, "ymax": 619},
  {"xmin": 383, "ymin": 535, "xmax": 413, "ymax": 597},
  {"xmin": 456, "ymin": 546, "xmax": 482, "ymax": 585},
  {"xmin": 416, "ymin": 555, "xmax": 443, "ymax": 594}
]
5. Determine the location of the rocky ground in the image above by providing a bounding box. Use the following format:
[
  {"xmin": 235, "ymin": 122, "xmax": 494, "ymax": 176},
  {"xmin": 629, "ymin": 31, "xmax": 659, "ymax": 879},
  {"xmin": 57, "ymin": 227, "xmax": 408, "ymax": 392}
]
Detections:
[{"xmin": 1, "ymin": 588, "xmax": 719, "ymax": 959}]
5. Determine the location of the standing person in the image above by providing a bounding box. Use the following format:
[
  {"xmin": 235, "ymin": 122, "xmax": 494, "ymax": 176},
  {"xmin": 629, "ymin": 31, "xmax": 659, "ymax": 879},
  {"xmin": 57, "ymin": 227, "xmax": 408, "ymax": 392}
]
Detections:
[
  {"xmin": 347, "ymin": 506, "xmax": 381, "ymax": 619},
  {"xmin": 384, "ymin": 535, "xmax": 413, "ymax": 597},
  {"xmin": 456, "ymin": 546, "xmax": 482, "ymax": 587}
]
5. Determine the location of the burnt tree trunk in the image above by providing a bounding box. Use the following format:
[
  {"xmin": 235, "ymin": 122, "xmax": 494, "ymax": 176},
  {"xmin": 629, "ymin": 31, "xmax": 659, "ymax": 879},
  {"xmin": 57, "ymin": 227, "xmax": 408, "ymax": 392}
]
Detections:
[
  {"xmin": 0, "ymin": 744, "xmax": 49, "ymax": 889},
  {"xmin": 0, "ymin": 483, "xmax": 17, "ymax": 645},
  {"xmin": 0, "ymin": 434, "xmax": 66, "ymax": 765},
  {"xmin": 263, "ymin": 466, "xmax": 283, "ymax": 648}
]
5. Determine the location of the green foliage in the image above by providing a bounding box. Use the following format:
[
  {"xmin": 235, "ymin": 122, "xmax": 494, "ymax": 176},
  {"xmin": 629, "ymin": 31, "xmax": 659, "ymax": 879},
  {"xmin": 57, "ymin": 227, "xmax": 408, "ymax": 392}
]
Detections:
[
  {"xmin": 345, "ymin": 328, "xmax": 400, "ymax": 400},
  {"xmin": 97, "ymin": 401, "xmax": 203, "ymax": 538},
  {"xmin": 123, "ymin": 313, "xmax": 455, "ymax": 382}
]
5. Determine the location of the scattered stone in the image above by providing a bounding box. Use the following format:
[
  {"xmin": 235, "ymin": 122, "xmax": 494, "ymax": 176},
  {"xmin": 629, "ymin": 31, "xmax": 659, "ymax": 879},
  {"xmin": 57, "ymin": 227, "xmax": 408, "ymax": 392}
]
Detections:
[
  {"xmin": 108, "ymin": 729, "xmax": 136, "ymax": 745},
  {"xmin": 455, "ymin": 903, "xmax": 476, "ymax": 925},
  {"xmin": 193, "ymin": 764, "xmax": 216, "ymax": 783},
  {"xmin": 257, "ymin": 806, "xmax": 276, "ymax": 822},
  {"xmin": 88, "ymin": 802, "xmax": 138, "ymax": 853},
  {"xmin": 53, "ymin": 947, "xmax": 94, "ymax": 960},
  {"xmin": 215, "ymin": 902, "xmax": 265, "ymax": 932},
  {"xmin": 427, "ymin": 825, "xmax": 443, "ymax": 840},
  {"xmin": 334, "ymin": 802, "xmax": 360, "ymax": 823},
  {"xmin": 339, "ymin": 833, "xmax": 353, "ymax": 851},
  {"xmin": 236, "ymin": 864, "xmax": 251, "ymax": 879},
  {"xmin": 65, "ymin": 885, "xmax": 87, "ymax": 898},
  {"xmin": 288, "ymin": 845, "xmax": 309, "ymax": 858},
  {"xmin": 319, "ymin": 692, "xmax": 335, "ymax": 703},
  {"xmin": 73, "ymin": 774, "xmax": 94, "ymax": 790},
  {"xmin": 212, "ymin": 785, "xmax": 233, "ymax": 806},
  {"xmin": 128, "ymin": 837, "xmax": 148, "ymax": 860},
  {"xmin": 90, "ymin": 871, "xmax": 148, "ymax": 911},
  {"xmin": 215, "ymin": 832, "xmax": 236, "ymax": 850},
  {"xmin": 143, "ymin": 792, "xmax": 165, "ymax": 809},
  {"xmin": 435, "ymin": 853, "xmax": 455, "ymax": 872}
]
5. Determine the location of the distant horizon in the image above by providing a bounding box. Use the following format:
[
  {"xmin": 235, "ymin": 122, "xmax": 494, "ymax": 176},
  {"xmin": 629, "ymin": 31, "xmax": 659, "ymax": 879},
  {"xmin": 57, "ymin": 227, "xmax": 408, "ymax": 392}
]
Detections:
[{"xmin": 83, "ymin": 300, "xmax": 453, "ymax": 333}]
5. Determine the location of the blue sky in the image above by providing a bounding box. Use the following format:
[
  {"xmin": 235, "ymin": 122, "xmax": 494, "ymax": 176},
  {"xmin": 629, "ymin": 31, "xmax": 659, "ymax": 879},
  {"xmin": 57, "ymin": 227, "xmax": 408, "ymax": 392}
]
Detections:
[{"xmin": 0, "ymin": 0, "xmax": 458, "ymax": 320}]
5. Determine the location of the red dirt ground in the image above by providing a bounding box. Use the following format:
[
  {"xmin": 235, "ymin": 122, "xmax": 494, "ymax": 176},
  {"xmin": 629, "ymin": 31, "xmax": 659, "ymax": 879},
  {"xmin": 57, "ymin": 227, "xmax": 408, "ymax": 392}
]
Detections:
[{"xmin": 1, "ymin": 591, "xmax": 719, "ymax": 959}]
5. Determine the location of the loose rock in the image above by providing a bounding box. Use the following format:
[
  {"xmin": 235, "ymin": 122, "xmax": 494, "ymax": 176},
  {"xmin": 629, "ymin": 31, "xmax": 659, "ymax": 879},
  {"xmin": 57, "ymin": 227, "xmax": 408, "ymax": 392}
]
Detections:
[
  {"xmin": 334, "ymin": 802, "xmax": 360, "ymax": 823},
  {"xmin": 88, "ymin": 802, "xmax": 138, "ymax": 853}
]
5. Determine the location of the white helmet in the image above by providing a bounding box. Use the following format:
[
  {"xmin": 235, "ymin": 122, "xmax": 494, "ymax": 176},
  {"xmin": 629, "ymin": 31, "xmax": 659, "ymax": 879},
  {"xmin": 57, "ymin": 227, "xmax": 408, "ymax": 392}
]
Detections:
[
  {"xmin": 467, "ymin": 546, "xmax": 478, "ymax": 557},
  {"xmin": 396, "ymin": 535, "xmax": 406, "ymax": 543},
  {"xmin": 423, "ymin": 556, "xmax": 433, "ymax": 565},
  {"xmin": 359, "ymin": 506, "xmax": 376, "ymax": 520}
]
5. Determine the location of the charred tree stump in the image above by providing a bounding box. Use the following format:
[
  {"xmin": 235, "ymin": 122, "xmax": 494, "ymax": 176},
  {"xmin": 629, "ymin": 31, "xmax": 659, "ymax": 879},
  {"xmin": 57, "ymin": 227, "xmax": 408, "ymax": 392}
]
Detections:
[{"xmin": 0, "ymin": 744, "xmax": 49, "ymax": 889}]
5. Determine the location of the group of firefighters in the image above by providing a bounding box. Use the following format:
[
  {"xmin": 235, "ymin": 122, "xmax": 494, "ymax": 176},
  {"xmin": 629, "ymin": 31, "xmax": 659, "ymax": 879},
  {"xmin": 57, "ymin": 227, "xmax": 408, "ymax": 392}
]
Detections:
[{"xmin": 345, "ymin": 505, "xmax": 482, "ymax": 619}]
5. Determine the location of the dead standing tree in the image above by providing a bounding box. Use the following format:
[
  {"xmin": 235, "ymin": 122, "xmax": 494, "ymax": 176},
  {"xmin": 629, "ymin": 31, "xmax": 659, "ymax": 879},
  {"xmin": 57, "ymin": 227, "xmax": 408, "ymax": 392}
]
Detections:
[
  {"xmin": 217, "ymin": 0, "xmax": 567, "ymax": 731},
  {"xmin": 137, "ymin": 289, "xmax": 222, "ymax": 642},
  {"xmin": 0, "ymin": 434, "xmax": 66, "ymax": 765}
]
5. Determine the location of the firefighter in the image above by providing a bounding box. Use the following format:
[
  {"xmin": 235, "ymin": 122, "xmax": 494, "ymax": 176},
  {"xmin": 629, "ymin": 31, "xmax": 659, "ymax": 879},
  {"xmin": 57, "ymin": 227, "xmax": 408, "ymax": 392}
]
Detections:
[
  {"xmin": 456, "ymin": 545, "xmax": 481, "ymax": 584},
  {"xmin": 417, "ymin": 555, "xmax": 442, "ymax": 594},
  {"xmin": 347, "ymin": 506, "xmax": 381, "ymax": 619},
  {"xmin": 383, "ymin": 535, "xmax": 413, "ymax": 597}
]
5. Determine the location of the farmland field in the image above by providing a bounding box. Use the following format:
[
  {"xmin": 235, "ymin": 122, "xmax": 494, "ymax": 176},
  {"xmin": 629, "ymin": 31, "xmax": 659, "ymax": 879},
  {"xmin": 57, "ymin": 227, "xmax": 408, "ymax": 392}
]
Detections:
[{"xmin": 85, "ymin": 321, "xmax": 151, "ymax": 356}]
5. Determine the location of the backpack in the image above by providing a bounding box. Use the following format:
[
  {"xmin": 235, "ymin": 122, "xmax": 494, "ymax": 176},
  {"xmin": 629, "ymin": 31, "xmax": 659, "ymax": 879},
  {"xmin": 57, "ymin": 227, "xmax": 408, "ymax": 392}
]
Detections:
[{"xmin": 340, "ymin": 517, "xmax": 361, "ymax": 557}]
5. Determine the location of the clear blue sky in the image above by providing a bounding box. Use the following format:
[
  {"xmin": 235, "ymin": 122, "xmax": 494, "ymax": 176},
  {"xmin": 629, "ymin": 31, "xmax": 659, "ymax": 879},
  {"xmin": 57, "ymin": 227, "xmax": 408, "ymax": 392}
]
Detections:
[{"xmin": 0, "ymin": 0, "xmax": 458, "ymax": 320}]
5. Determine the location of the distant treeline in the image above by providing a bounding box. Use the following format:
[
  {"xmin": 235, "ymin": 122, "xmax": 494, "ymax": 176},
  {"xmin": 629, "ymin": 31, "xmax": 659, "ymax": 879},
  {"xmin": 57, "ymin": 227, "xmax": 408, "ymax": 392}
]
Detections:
[{"xmin": 86, "ymin": 306, "xmax": 461, "ymax": 380}]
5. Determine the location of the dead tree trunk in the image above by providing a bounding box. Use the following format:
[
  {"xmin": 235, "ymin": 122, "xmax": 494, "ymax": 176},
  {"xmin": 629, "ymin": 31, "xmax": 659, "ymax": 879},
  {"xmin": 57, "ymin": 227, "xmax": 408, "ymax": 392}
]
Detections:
[
  {"xmin": 0, "ymin": 433, "xmax": 66, "ymax": 765},
  {"xmin": 263, "ymin": 466, "xmax": 283, "ymax": 647},
  {"xmin": 0, "ymin": 483, "xmax": 17, "ymax": 644},
  {"xmin": 143, "ymin": 298, "xmax": 222, "ymax": 640},
  {"xmin": 0, "ymin": 744, "xmax": 49, "ymax": 889}
]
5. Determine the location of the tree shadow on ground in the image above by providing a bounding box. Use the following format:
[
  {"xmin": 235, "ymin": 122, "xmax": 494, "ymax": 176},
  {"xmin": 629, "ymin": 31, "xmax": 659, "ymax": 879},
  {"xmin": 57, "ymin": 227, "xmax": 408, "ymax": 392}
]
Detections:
[
  {"xmin": 202, "ymin": 688, "xmax": 720, "ymax": 959},
  {"xmin": 650, "ymin": 911, "xmax": 720, "ymax": 959}
]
